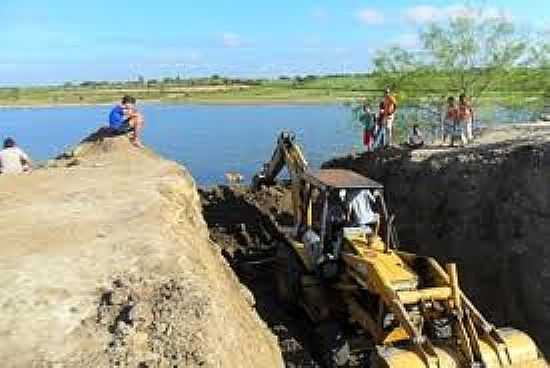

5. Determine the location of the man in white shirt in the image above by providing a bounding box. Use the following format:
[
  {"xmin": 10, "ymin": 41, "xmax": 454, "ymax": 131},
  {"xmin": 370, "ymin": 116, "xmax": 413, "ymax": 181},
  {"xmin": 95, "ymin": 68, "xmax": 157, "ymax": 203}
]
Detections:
[
  {"xmin": 347, "ymin": 189, "xmax": 379, "ymax": 230},
  {"xmin": 0, "ymin": 138, "xmax": 32, "ymax": 174}
]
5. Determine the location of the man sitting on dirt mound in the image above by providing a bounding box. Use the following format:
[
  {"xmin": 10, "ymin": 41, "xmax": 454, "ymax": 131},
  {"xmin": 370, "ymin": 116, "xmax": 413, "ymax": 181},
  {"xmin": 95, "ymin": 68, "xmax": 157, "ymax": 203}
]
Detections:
[
  {"xmin": 109, "ymin": 95, "xmax": 145, "ymax": 148},
  {"xmin": 0, "ymin": 137, "xmax": 32, "ymax": 174}
]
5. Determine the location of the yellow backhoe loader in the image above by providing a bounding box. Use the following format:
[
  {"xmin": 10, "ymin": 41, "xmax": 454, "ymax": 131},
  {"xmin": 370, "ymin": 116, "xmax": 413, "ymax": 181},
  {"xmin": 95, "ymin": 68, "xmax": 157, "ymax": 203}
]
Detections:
[{"xmin": 252, "ymin": 131, "xmax": 546, "ymax": 368}]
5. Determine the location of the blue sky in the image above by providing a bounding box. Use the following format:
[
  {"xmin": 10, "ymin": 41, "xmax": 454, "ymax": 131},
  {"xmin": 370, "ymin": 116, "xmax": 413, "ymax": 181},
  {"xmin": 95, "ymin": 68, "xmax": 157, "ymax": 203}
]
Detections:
[{"xmin": 1, "ymin": 0, "xmax": 548, "ymax": 86}]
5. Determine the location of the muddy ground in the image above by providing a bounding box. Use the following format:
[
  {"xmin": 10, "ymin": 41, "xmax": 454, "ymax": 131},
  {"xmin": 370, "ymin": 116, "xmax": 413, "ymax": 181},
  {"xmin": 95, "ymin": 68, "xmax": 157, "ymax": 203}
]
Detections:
[{"xmin": 200, "ymin": 185, "xmax": 373, "ymax": 367}]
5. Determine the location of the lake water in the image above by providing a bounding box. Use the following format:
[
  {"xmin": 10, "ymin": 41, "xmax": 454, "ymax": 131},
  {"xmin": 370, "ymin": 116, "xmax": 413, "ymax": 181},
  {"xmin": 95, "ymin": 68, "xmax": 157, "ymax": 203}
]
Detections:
[
  {"xmin": 0, "ymin": 104, "xmax": 362, "ymax": 185},
  {"xmin": 0, "ymin": 103, "xmax": 538, "ymax": 186}
]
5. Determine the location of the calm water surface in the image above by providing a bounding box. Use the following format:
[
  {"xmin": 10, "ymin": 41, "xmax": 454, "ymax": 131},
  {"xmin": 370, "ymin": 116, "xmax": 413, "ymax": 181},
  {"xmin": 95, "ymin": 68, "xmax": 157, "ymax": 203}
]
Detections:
[
  {"xmin": 0, "ymin": 103, "xmax": 537, "ymax": 185},
  {"xmin": 0, "ymin": 104, "xmax": 361, "ymax": 185}
]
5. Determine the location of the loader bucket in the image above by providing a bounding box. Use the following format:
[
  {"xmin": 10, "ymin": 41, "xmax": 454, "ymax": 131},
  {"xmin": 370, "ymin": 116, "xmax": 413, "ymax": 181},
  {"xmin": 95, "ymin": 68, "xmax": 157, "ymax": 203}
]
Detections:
[
  {"xmin": 477, "ymin": 328, "xmax": 547, "ymax": 368},
  {"xmin": 371, "ymin": 328, "xmax": 546, "ymax": 368},
  {"xmin": 371, "ymin": 345, "xmax": 461, "ymax": 368}
]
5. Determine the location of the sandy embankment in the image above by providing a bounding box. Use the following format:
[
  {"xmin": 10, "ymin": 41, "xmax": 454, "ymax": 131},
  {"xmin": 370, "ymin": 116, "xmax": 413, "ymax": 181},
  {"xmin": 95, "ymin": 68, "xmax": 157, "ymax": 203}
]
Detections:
[{"xmin": 0, "ymin": 132, "xmax": 283, "ymax": 367}]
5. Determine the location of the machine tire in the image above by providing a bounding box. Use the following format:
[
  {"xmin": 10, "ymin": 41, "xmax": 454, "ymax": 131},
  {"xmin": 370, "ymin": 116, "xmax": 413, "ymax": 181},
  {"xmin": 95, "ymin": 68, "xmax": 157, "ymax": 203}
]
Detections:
[
  {"xmin": 274, "ymin": 242, "xmax": 301, "ymax": 309},
  {"xmin": 313, "ymin": 321, "xmax": 350, "ymax": 368}
]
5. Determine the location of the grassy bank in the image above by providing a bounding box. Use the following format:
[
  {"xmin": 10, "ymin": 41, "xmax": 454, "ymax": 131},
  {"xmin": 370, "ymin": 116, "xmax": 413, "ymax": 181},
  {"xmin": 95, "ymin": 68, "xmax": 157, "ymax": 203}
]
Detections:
[
  {"xmin": 0, "ymin": 84, "xmax": 368, "ymax": 107},
  {"xmin": 1, "ymin": 73, "xmax": 547, "ymax": 107}
]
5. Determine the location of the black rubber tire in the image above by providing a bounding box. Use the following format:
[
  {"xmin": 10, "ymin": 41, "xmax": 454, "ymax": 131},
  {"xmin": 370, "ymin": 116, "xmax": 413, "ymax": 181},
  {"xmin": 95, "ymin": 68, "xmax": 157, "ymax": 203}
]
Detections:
[
  {"xmin": 313, "ymin": 321, "xmax": 350, "ymax": 368},
  {"xmin": 274, "ymin": 242, "xmax": 301, "ymax": 308}
]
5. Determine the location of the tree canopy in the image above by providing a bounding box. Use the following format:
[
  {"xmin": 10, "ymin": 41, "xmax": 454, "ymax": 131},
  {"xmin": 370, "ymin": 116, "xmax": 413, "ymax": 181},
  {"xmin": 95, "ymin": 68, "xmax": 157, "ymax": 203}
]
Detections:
[{"xmin": 372, "ymin": 4, "xmax": 548, "ymax": 97}]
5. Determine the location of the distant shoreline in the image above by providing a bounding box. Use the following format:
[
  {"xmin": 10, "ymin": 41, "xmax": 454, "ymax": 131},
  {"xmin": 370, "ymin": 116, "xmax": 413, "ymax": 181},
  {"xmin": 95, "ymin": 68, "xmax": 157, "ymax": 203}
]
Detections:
[
  {"xmin": 0, "ymin": 102, "xmax": 116, "ymax": 109},
  {"xmin": 0, "ymin": 98, "xmax": 348, "ymax": 109}
]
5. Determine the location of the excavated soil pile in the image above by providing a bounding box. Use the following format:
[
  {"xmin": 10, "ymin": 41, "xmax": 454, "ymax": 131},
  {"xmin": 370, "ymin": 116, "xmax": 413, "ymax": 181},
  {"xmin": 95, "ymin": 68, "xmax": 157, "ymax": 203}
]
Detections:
[
  {"xmin": 200, "ymin": 185, "xmax": 293, "ymax": 256},
  {"xmin": 0, "ymin": 129, "xmax": 283, "ymax": 368},
  {"xmin": 324, "ymin": 124, "xmax": 550, "ymax": 356}
]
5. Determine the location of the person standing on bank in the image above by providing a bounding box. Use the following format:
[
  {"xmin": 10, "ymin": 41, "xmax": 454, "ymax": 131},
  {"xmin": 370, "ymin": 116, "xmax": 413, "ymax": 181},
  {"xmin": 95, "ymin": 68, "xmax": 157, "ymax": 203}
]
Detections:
[
  {"xmin": 452, "ymin": 94, "xmax": 470, "ymax": 147},
  {"xmin": 373, "ymin": 102, "xmax": 386, "ymax": 149},
  {"xmin": 382, "ymin": 87, "xmax": 398, "ymax": 146},
  {"xmin": 444, "ymin": 96, "xmax": 458, "ymax": 145},
  {"xmin": 459, "ymin": 94, "xmax": 474, "ymax": 142},
  {"xmin": 360, "ymin": 103, "xmax": 376, "ymax": 152},
  {"xmin": 109, "ymin": 95, "xmax": 145, "ymax": 148}
]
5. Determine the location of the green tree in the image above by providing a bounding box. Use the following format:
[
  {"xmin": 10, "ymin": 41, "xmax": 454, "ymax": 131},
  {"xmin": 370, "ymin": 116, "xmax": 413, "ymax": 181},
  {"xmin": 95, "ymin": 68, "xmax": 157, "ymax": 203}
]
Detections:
[
  {"xmin": 372, "ymin": 46, "xmax": 424, "ymax": 91},
  {"xmin": 372, "ymin": 4, "xmax": 538, "ymax": 98},
  {"xmin": 528, "ymin": 31, "xmax": 550, "ymax": 89},
  {"xmin": 528, "ymin": 30, "xmax": 550, "ymax": 68}
]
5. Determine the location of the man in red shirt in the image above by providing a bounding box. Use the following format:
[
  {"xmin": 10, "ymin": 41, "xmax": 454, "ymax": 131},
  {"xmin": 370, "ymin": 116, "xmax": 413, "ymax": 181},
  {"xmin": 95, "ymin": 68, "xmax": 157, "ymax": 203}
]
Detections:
[
  {"xmin": 444, "ymin": 96, "xmax": 458, "ymax": 145},
  {"xmin": 450, "ymin": 94, "xmax": 471, "ymax": 146}
]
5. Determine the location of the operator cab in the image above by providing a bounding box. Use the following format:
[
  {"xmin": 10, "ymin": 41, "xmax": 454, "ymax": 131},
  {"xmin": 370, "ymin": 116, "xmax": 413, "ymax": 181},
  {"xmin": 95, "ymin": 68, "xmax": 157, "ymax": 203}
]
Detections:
[{"xmin": 295, "ymin": 169, "xmax": 390, "ymax": 277}]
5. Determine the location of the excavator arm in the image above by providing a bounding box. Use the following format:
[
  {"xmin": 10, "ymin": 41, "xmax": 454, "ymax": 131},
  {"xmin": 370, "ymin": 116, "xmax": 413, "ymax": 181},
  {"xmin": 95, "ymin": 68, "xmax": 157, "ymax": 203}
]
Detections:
[
  {"xmin": 252, "ymin": 131, "xmax": 308, "ymax": 187},
  {"xmin": 252, "ymin": 131, "xmax": 309, "ymax": 228}
]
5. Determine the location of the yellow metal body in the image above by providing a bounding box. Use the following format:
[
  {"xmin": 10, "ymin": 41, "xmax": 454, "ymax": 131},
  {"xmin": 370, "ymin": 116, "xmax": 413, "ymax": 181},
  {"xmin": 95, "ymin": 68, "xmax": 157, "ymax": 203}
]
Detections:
[
  {"xmin": 289, "ymin": 214, "xmax": 547, "ymax": 368},
  {"xmin": 257, "ymin": 131, "xmax": 547, "ymax": 368}
]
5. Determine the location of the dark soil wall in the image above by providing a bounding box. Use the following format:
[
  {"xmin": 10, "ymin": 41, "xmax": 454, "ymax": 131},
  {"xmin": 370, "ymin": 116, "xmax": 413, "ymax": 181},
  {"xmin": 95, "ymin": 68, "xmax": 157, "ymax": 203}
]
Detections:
[{"xmin": 324, "ymin": 140, "xmax": 550, "ymax": 356}]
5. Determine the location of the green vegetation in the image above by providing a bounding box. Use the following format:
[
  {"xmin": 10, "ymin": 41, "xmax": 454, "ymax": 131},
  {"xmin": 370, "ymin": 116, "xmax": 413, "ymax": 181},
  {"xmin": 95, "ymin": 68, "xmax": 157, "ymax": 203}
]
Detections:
[
  {"xmin": 0, "ymin": 77, "xmax": 363, "ymax": 107},
  {"xmin": 366, "ymin": 3, "xmax": 549, "ymax": 138},
  {"xmin": 0, "ymin": 69, "xmax": 546, "ymax": 108},
  {"xmin": 371, "ymin": 4, "xmax": 549, "ymax": 100}
]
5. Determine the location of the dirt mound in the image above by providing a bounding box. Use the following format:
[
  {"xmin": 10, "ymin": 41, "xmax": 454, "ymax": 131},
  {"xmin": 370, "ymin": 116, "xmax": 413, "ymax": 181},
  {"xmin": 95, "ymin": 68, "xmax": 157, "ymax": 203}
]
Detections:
[
  {"xmin": 324, "ymin": 124, "xmax": 550, "ymax": 356},
  {"xmin": 200, "ymin": 185, "xmax": 293, "ymax": 255},
  {"xmin": 0, "ymin": 130, "xmax": 283, "ymax": 367}
]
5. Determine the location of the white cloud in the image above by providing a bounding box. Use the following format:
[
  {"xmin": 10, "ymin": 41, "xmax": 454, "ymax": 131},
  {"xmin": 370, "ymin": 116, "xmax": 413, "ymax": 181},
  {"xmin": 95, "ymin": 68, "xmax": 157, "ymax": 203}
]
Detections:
[
  {"xmin": 221, "ymin": 32, "xmax": 242, "ymax": 48},
  {"xmin": 403, "ymin": 4, "xmax": 514, "ymax": 25},
  {"xmin": 403, "ymin": 5, "xmax": 443, "ymax": 24},
  {"xmin": 357, "ymin": 8, "xmax": 385, "ymax": 25}
]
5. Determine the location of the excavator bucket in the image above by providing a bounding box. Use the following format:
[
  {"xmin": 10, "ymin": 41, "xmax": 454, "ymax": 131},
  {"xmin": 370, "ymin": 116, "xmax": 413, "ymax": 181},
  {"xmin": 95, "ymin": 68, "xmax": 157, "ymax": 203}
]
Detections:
[
  {"xmin": 371, "ymin": 328, "xmax": 547, "ymax": 368},
  {"xmin": 480, "ymin": 328, "xmax": 547, "ymax": 368}
]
